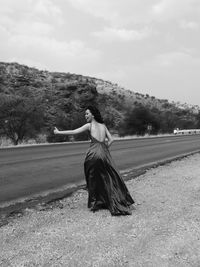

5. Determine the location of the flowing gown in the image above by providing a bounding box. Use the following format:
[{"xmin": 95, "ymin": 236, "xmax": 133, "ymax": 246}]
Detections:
[{"xmin": 84, "ymin": 133, "xmax": 134, "ymax": 216}]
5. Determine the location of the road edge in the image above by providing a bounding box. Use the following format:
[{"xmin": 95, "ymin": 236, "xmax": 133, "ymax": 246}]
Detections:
[{"xmin": 1, "ymin": 149, "xmax": 200, "ymax": 226}]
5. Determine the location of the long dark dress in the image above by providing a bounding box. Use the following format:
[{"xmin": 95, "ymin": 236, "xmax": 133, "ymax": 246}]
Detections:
[{"xmin": 84, "ymin": 133, "xmax": 134, "ymax": 216}]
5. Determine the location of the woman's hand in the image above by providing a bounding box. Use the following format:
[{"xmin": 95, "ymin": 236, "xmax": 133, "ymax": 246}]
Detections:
[{"xmin": 54, "ymin": 127, "xmax": 59, "ymax": 135}]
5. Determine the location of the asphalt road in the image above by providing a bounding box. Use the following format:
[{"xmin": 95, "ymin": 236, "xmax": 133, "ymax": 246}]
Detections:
[{"xmin": 0, "ymin": 135, "xmax": 200, "ymax": 207}]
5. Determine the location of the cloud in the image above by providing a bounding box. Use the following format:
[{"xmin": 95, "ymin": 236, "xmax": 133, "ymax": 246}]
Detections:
[
  {"xmin": 3, "ymin": 33, "xmax": 101, "ymax": 73},
  {"xmin": 66, "ymin": 0, "xmax": 117, "ymax": 22},
  {"xmin": 66, "ymin": 0, "xmax": 200, "ymax": 28},
  {"xmin": 66, "ymin": 0, "xmax": 156, "ymax": 26},
  {"xmin": 0, "ymin": 0, "xmax": 63, "ymax": 44},
  {"xmin": 34, "ymin": 0, "xmax": 62, "ymax": 18},
  {"xmin": 0, "ymin": 0, "xmax": 101, "ymax": 73},
  {"xmin": 15, "ymin": 21, "xmax": 53, "ymax": 36},
  {"xmin": 0, "ymin": 24, "xmax": 10, "ymax": 39},
  {"xmin": 11, "ymin": 34, "xmax": 99, "ymax": 58},
  {"xmin": 0, "ymin": 0, "xmax": 63, "ymax": 27},
  {"xmin": 156, "ymin": 52, "xmax": 189, "ymax": 66},
  {"xmin": 179, "ymin": 20, "xmax": 199, "ymax": 30},
  {"xmin": 152, "ymin": 0, "xmax": 200, "ymax": 21},
  {"xmin": 152, "ymin": 50, "xmax": 199, "ymax": 68},
  {"xmin": 93, "ymin": 27, "xmax": 153, "ymax": 42}
]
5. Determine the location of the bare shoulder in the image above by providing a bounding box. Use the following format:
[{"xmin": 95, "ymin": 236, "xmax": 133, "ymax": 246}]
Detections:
[{"xmin": 84, "ymin": 123, "xmax": 90, "ymax": 130}]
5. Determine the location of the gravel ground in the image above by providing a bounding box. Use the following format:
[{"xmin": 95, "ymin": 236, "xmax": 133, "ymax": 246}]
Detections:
[{"xmin": 1, "ymin": 153, "xmax": 200, "ymax": 267}]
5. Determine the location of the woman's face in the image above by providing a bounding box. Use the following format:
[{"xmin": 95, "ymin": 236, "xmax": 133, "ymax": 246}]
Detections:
[{"xmin": 85, "ymin": 109, "xmax": 93, "ymax": 122}]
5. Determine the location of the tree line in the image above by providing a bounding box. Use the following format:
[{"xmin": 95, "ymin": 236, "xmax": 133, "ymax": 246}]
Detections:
[{"xmin": 1, "ymin": 85, "xmax": 200, "ymax": 145}]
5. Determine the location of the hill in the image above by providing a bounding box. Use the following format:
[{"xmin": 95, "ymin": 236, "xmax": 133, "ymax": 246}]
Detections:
[{"xmin": 0, "ymin": 61, "xmax": 200, "ymax": 144}]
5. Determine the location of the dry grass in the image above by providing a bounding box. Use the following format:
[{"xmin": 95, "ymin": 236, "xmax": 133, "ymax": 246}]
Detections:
[
  {"xmin": 0, "ymin": 137, "xmax": 13, "ymax": 147},
  {"xmin": 0, "ymin": 134, "xmax": 47, "ymax": 148},
  {"xmin": 0, "ymin": 134, "xmax": 173, "ymax": 149}
]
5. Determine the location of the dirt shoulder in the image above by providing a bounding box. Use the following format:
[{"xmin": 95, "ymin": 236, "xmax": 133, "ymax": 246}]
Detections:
[{"xmin": 1, "ymin": 153, "xmax": 200, "ymax": 266}]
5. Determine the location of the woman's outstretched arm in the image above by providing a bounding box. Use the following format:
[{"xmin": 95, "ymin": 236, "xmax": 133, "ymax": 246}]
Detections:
[
  {"xmin": 54, "ymin": 123, "xmax": 90, "ymax": 135},
  {"xmin": 105, "ymin": 126, "xmax": 114, "ymax": 147}
]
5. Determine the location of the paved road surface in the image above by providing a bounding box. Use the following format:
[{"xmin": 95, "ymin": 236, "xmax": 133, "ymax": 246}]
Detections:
[{"xmin": 0, "ymin": 135, "xmax": 200, "ymax": 207}]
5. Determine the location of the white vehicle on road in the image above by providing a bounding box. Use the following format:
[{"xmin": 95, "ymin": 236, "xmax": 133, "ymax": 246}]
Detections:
[{"xmin": 174, "ymin": 128, "xmax": 200, "ymax": 135}]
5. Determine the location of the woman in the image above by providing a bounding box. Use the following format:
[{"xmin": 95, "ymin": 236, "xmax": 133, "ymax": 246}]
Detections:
[{"xmin": 54, "ymin": 106, "xmax": 134, "ymax": 216}]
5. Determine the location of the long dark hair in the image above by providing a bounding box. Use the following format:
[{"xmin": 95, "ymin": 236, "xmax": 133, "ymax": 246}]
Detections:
[{"xmin": 86, "ymin": 106, "xmax": 104, "ymax": 124}]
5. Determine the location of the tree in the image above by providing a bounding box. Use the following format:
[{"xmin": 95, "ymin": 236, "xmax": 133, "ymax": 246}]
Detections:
[
  {"xmin": 46, "ymin": 82, "xmax": 98, "ymax": 143},
  {"xmin": 0, "ymin": 94, "xmax": 45, "ymax": 145},
  {"xmin": 120, "ymin": 105, "xmax": 160, "ymax": 136},
  {"xmin": 195, "ymin": 111, "xmax": 200, "ymax": 129}
]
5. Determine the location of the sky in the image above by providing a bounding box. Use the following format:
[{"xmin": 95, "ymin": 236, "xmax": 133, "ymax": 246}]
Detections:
[{"xmin": 0, "ymin": 0, "xmax": 200, "ymax": 105}]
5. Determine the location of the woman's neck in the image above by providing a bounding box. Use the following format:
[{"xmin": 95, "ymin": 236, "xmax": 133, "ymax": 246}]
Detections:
[{"xmin": 91, "ymin": 119, "xmax": 98, "ymax": 125}]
